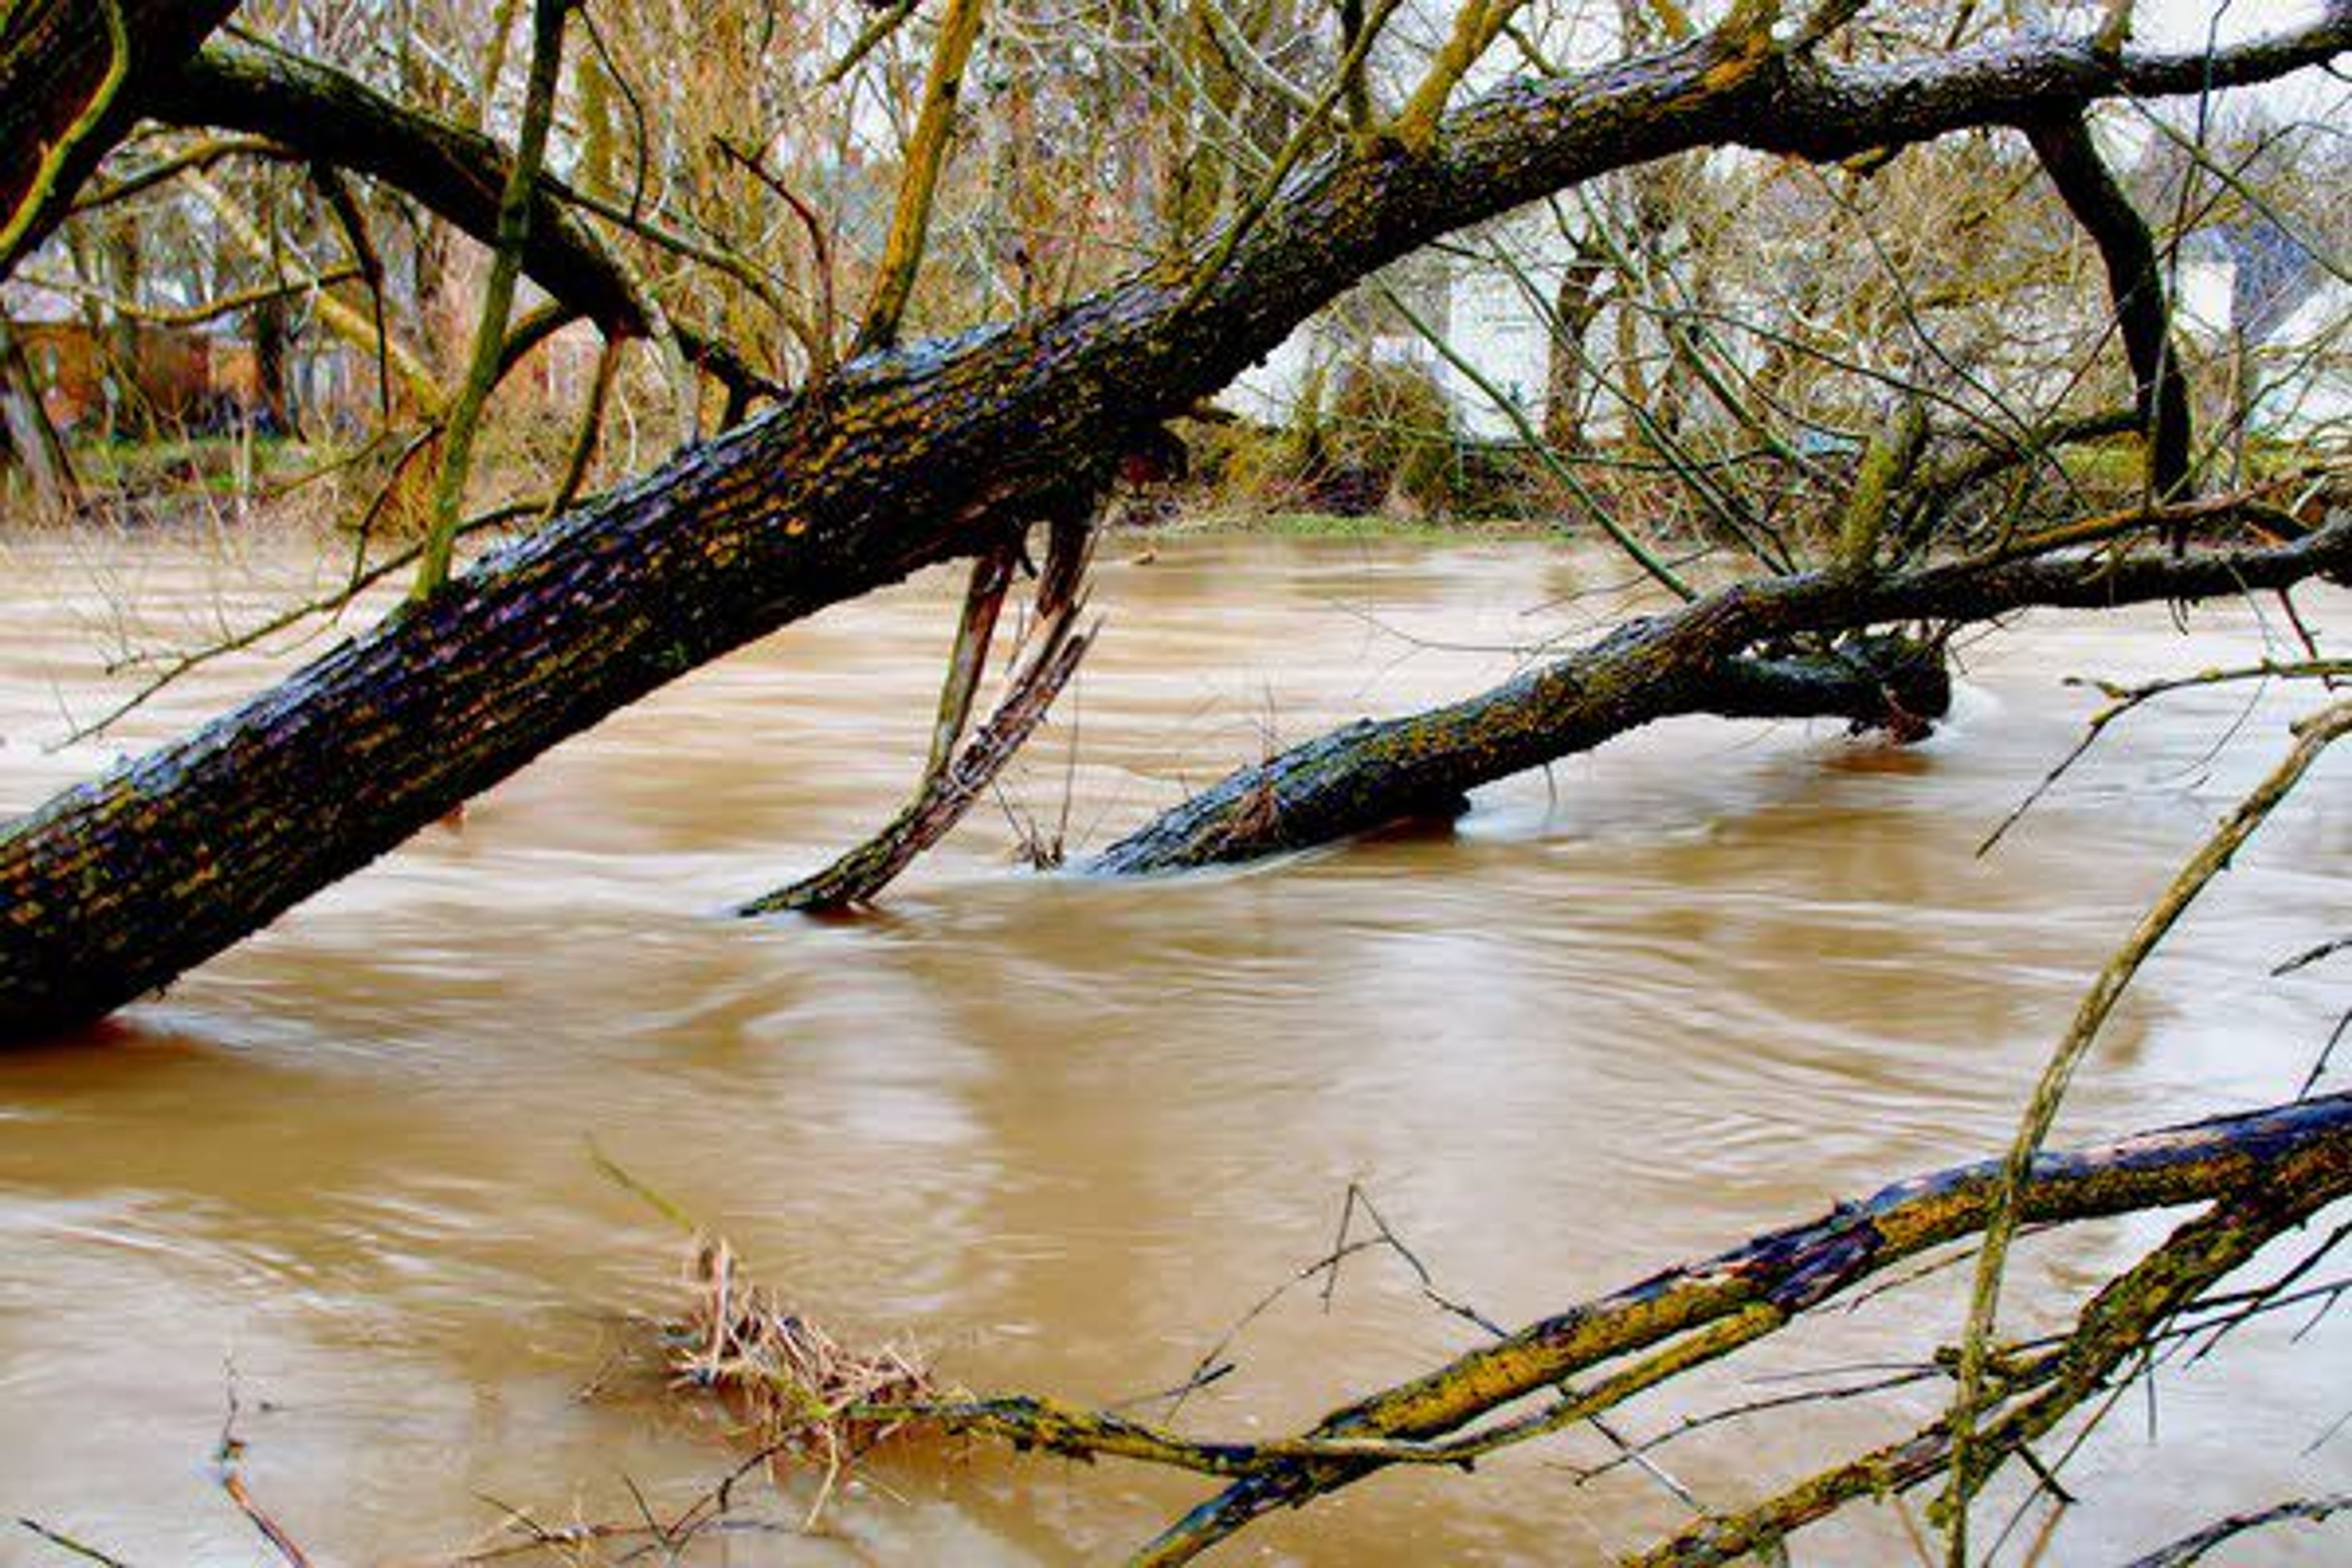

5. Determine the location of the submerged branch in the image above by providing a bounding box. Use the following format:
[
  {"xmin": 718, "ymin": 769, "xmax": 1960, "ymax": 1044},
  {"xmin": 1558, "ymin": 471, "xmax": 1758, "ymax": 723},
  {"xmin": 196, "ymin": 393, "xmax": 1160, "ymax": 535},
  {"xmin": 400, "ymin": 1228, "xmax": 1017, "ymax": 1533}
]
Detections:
[
  {"xmin": 1632, "ymin": 1185, "xmax": 2336, "ymax": 1568},
  {"xmin": 2121, "ymin": 1495, "xmax": 2352, "ymax": 1567},
  {"xmin": 633, "ymin": 1097, "xmax": 2350, "ymax": 1561},
  {"xmin": 739, "ymin": 602, "xmax": 1096, "ymax": 913},
  {"xmin": 1091, "ymin": 512, "xmax": 2349, "ymax": 875},
  {"xmin": 1118, "ymin": 1094, "xmax": 2352, "ymax": 1563}
]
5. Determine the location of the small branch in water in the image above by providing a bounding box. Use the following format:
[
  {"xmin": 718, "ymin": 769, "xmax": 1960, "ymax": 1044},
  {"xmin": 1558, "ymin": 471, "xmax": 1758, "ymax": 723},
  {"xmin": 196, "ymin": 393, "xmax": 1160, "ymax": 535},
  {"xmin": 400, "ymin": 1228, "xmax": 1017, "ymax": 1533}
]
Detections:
[
  {"xmin": 1977, "ymin": 658, "xmax": 2350, "ymax": 858},
  {"xmin": 739, "ymin": 600, "xmax": 1096, "ymax": 914},
  {"xmin": 2277, "ymin": 934, "xmax": 2350, "ymax": 978},
  {"xmin": 215, "ymin": 1373, "xmax": 314, "ymax": 1568},
  {"xmin": 2300, "ymin": 1009, "xmax": 2351, "ymax": 1102},
  {"xmin": 2120, "ymin": 1494, "xmax": 2352, "ymax": 1567},
  {"xmin": 56, "ymin": 497, "xmax": 548, "ymax": 748},
  {"xmin": 16, "ymin": 1518, "xmax": 134, "ymax": 1568}
]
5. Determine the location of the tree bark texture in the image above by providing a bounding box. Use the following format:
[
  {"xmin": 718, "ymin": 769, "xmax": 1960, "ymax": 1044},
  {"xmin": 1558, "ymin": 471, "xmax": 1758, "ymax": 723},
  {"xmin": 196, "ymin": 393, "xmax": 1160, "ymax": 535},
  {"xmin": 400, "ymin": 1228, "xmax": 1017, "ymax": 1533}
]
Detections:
[
  {"xmin": 0, "ymin": 317, "xmax": 81, "ymax": 516},
  {"xmin": 0, "ymin": 0, "xmax": 240, "ymax": 271},
  {"xmin": 1130, "ymin": 1090, "xmax": 2352, "ymax": 1563},
  {"xmin": 2, "ymin": 19, "xmax": 2347, "ymax": 1039},
  {"xmin": 1089, "ymin": 519, "xmax": 2350, "ymax": 873}
]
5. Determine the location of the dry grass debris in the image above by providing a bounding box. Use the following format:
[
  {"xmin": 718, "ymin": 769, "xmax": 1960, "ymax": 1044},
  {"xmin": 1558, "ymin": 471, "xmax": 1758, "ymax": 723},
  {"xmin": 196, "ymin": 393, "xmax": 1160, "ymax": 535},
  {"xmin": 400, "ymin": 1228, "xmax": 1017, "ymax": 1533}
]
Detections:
[{"xmin": 665, "ymin": 1234, "xmax": 943, "ymax": 1521}]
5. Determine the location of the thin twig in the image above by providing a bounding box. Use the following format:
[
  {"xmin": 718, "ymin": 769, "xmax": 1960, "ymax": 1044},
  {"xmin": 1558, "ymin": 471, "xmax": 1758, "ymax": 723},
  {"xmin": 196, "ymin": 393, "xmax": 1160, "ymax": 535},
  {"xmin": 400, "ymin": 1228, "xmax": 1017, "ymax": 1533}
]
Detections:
[
  {"xmin": 1943, "ymin": 698, "xmax": 2352, "ymax": 1556},
  {"xmin": 16, "ymin": 1520, "xmax": 134, "ymax": 1568},
  {"xmin": 2120, "ymin": 1494, "xmax": 2352, "ymax": 1567},
  {"xmin": 1979, "ymin": 659, "xmax": 2350, "ymax": 856}
]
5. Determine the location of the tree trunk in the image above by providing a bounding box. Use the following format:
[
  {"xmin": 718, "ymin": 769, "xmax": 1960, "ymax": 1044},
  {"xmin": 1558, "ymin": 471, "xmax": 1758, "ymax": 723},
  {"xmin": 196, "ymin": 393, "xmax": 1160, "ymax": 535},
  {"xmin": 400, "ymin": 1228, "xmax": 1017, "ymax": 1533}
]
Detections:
[
  {"xmin": 0, "ymin": 317, "xmax": 81, "ymax": 517},
  {"xmin": 99, "ymin": 224, "xmax": 146, "ymax": 441},
  {"xmin": 0, "ymin": 0, "xmax": 241, "ymax": 274},
  {"xmin": 1539, "ymin": 244, "xmax": 1608, "ymax": 453},
  {"xmin": 252, "ymin": 293, "xmax": 293, "ymax": 437},
  {"xmin": 1088, "ymin": 519, "xmax": 2350, "ymax": 874},
  {"xmin": 1, "ymin": 20, "xmax": 2345, "ymax": 1041},
  {"xmin": 2024, "ymin": 112, "xmax": 2194, "ymax": 512}
]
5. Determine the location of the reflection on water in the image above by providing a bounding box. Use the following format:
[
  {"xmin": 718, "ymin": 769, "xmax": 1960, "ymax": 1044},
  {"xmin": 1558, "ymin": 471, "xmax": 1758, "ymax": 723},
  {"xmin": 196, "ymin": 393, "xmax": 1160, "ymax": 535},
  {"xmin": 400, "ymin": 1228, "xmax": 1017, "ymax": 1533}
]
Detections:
[{"xmin": 1, "ymin": 526, "xmax": 2346, "ymax": 1564}]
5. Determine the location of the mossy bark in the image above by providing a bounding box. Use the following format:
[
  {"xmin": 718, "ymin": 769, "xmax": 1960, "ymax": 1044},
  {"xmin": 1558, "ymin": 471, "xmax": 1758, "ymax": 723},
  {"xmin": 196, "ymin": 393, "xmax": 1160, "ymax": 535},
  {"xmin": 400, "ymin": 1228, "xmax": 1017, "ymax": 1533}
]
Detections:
[
  {"xmin": 1090, "ymin": 524, "xmax": 2351, "ymax": 875},
  {"xmin": 1130, "ymin": 1091, "xmax": 2352, "ymax": 1564},
  {"xmin": 0, "ymin": 0, "xmax": 239, "ymax": 273}
]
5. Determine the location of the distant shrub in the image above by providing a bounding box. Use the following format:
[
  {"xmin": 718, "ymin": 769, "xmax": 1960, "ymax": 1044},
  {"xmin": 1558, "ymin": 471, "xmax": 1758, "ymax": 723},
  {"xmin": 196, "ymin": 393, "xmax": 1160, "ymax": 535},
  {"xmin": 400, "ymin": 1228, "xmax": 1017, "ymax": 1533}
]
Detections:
[
  {"xmin": 1182, "ymin": 360, "xmax": 1554, "ymax": 524},
  {"xmin": 1327, "ymin": 358, "xmax": 1458, "ymax": 516}
]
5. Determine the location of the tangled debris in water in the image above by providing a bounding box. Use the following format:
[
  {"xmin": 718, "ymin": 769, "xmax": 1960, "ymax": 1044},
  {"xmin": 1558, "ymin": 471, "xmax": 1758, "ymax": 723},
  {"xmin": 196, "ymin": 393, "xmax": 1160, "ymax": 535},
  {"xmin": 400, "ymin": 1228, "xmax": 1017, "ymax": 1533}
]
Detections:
[{"xmin": 666, "ymin": 1234, "xmax": 943, "ymax": 1513}]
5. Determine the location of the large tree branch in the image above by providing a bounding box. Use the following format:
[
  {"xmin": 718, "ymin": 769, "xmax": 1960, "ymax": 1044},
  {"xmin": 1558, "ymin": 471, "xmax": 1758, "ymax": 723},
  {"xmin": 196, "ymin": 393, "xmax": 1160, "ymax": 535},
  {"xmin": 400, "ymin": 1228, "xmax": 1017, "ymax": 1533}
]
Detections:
[
  {"xmin": 1089, "ymin": 505, "xmax": 2350, "ymax": 874},
  {"xmin": 2, "ymin": 17, "xmax": 2346, "ymax": 1039},
  {"xmin": 1126, "ymin": 1091, "xmax": 2352, "ymax": 1564},
  {"xmin": 663, "ymin": 1100, "xmax": 2352, "ymax": 1523},
  {"xmin": 644, "ymin": 1095, "xmax": 2351, "ymax": 1556},
  {"xmin": 149, "ymin": 40, "xmax": 643, "ymax": 333},
  {"xmin": 143, "ymin": 40, "xmax": 772, "ymax": 402},
  {"xmin": 2024, "ymin": 111, "xmax": 2193, "ymax": 511},
  {"xmin": 743, "ymin": 1093, "xmax": 2351, "ymax": 1559},
  {"xmin": 0, "ymin": 0, "xmax": 240, "ymax": 276}
]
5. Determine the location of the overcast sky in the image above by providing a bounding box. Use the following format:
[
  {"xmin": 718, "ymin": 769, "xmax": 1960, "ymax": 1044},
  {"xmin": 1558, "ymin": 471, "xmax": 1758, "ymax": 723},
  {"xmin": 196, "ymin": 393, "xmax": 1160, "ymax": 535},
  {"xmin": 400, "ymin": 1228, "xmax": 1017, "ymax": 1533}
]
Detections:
[
  {"xmin": 2121, "ymin": 1, "xmax": 2343, "ymax": 120},
  {"xmin": 2137, "ymin": 0, "xmax": 2330, "ymax": 48}
]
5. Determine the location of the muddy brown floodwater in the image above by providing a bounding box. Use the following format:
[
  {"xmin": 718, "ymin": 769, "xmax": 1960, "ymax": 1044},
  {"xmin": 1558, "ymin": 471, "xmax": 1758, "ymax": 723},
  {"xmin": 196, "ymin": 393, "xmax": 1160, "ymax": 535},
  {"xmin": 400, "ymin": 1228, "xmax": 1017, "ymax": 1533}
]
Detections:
[{"xmin": 0, "ymin": 522, "xmax": 2346, "ymax": 1566}]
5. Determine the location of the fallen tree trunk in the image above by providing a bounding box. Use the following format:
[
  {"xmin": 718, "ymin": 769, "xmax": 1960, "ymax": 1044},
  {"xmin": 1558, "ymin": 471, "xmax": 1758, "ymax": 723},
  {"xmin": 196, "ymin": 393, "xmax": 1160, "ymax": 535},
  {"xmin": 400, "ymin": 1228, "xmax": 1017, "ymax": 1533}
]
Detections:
[
  {"xmin": 1, "ymin": 18, "xmax": 2346, "ymax": 1041},
  {"xmin": 1090, "ymin": 511, "xmax": 2351, "ymax": 874}
]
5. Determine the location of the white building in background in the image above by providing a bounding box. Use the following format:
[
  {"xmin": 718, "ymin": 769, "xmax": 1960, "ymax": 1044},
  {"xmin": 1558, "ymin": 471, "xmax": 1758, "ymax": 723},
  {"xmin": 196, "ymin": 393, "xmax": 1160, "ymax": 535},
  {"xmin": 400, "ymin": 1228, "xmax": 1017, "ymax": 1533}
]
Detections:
[
  {"xmin": 1225, "ymin": 213, "xmax": 2350, "ymax": 451},
  {"xmin": 2176, "ymin": 243, "xmax": 2350, "ymax": 439},
  {"xmin": 1220, "ymin": 212, "xmax": 1570, "ymax": 442},
  {"xmin": 1217, "ymin": 0, "xmax": 2350, "ymax": 453}
]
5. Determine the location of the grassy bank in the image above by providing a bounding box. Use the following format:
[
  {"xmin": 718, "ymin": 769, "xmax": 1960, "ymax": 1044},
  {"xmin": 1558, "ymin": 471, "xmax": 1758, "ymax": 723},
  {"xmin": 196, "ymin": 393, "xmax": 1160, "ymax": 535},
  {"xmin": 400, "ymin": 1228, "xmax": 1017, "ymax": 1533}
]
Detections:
[{"xmin": 1129, "ymin": 507, "xmax": 1558, "ymax": 543}]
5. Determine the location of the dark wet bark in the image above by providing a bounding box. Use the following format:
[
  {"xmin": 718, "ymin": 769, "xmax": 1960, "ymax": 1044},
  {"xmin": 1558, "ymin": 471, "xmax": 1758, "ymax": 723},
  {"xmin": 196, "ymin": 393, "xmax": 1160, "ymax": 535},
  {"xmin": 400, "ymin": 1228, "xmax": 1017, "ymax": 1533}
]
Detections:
[
  {"xmin": 1085, "ymin": 637, "xmax": 1949, "ymax": 877},
  {"xmin": 0, "ymin": 0, "xmax": 241, "ymax": 274},
  {"xmin": 147, "ymin": 41, "xmax": 772, "ymax": 401},
  {"xmin": 2024, "ymin": 113, "xmax": 2193, "ymax": 511},
  {"xmin": 1, "ymin": 18, "xmax": 2346, "ymax": 1040},
  {"xmin": 1090, "ymin": 519, "xmax": 2351, "ymax": 874}
]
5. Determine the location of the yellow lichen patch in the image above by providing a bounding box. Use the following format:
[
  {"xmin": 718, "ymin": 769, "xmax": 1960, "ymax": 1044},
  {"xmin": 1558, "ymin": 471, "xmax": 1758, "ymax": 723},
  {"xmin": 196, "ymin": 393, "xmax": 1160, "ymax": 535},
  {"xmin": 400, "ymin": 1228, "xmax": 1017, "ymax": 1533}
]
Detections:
[
  {"xmin": 1700, "ymin": 53, "xmax": 1764, "ymax": 91},
  {"xmin": 668, "ymin": 1232, "xmax": 940, "ymax": 1506}
]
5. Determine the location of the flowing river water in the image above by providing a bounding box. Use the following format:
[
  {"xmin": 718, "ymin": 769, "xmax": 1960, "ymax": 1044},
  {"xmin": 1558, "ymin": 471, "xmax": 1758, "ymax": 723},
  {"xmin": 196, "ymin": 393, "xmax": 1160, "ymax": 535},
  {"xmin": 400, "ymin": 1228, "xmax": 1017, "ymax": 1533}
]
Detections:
[{"xmin": 0, "ymin": 522, "xmax": 2345, "ymax": 1566}]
